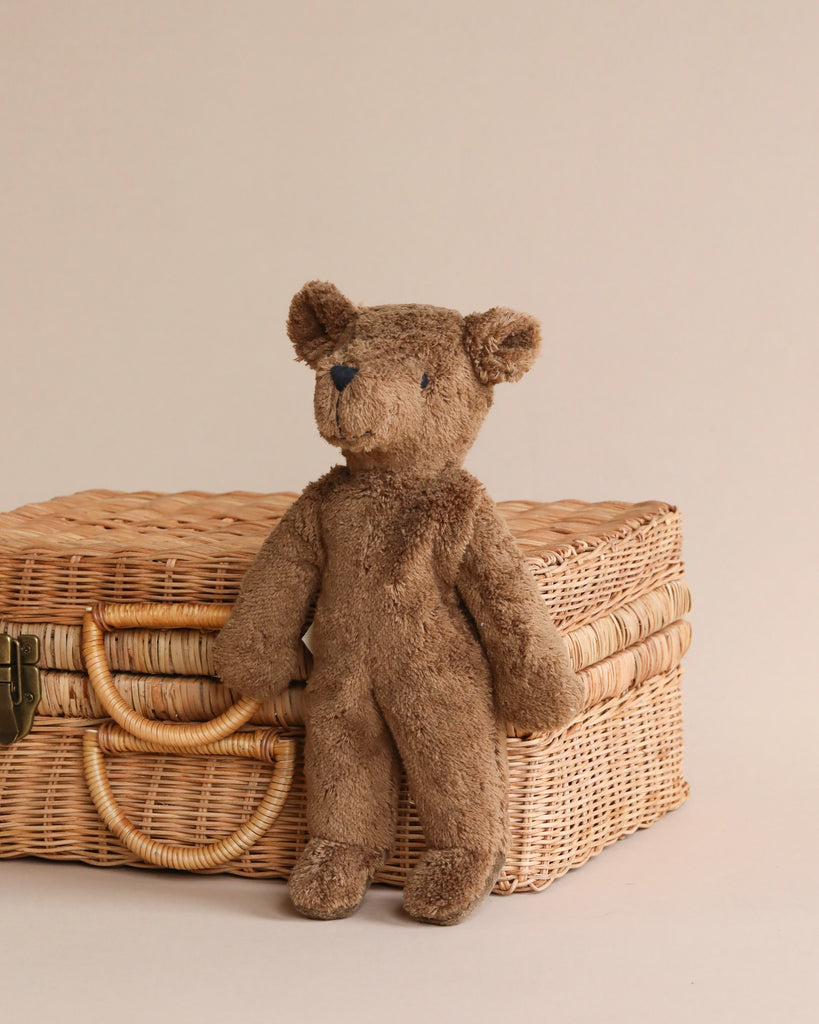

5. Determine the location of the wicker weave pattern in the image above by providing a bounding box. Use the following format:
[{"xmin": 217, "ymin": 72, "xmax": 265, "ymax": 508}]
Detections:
[
  {"xmin": 0, "ymin": 491, "xmax": 681, "ymax": 626},
  {"xmin": 0, "ymin": 665, "xmax": 687, "ymax": 893},
  {"xmin": 496, "ymin": 666, "xmax": 687, "ymax": 892},
  {"xmin": 528, "ymin": 507, "xmax": 683, "ymax": 632}
]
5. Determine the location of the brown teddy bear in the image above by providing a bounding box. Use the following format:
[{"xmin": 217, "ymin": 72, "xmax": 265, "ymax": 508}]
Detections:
[{"xmin": 213, "ymin": 281, "xmax": 583, "ymax": 925}]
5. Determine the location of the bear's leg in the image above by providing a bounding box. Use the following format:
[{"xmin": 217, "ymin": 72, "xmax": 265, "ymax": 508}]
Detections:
[
  {"xmin": 288, "ymin": 671, "xmax": 400, "ymax": 920},
  {"xmin": 379, "ymin": 668, "xmax": 509, "ymax": 926}
]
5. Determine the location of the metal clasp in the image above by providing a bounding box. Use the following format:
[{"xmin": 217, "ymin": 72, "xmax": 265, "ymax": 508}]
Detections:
[{"xmin": 0, "ymin": 633, "xmax": 41, "ymax": 745}]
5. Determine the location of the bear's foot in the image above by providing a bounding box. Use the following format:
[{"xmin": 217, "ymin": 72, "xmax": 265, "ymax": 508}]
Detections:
[
  {"xmin": 288, "ymin": 838, "xmax": 382, "ymax": 920},
  {"xmin": 403, "ymin": 848, "xmax": 506, "ymax": 926}
]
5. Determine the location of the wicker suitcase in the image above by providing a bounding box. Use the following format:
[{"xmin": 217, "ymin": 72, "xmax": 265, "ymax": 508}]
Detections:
[{"xmin": 0, "ymin": 490, "xmax": 691, "ymax": 893}]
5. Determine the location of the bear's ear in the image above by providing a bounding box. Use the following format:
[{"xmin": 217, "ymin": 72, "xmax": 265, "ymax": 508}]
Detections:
[
  {"xmin": 286, "ymin": 281, "xmax": 358, "ymax": 366},
  {"xmin": 462, "ymin": 307, "xmax": 542, "ymax": 385}
]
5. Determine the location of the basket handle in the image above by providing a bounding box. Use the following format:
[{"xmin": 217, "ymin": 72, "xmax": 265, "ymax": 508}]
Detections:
[
  {"xmin": 82, "ymin": 722, "xmax": 297, "ymax": 870},
  {"xmin": 82, "ymin": 603, "xmax": 260, "ymax": 750}
]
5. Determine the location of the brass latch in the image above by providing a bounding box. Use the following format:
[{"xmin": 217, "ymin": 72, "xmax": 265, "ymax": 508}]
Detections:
[{"xmin": 0, "ymin": 633, "xmax": 41, "ymax": 745}]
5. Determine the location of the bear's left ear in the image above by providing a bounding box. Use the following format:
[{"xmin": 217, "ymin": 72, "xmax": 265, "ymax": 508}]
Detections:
[
  {"xmin": 462, "ymin": 308, "xmax": 542, "ymax": 385},
  {"xmin": 287, "ymin": 281, "xmax": 358, "ymax": 367}
]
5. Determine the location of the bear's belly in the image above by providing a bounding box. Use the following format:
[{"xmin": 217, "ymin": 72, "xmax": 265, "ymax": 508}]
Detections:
[
  {"xmin": 309, "ymin": 561, "xmax": 482, "ymax": 674},
  {"xmin": 312, "ymin": 477, "xmax": 477, "ymax": 672}
]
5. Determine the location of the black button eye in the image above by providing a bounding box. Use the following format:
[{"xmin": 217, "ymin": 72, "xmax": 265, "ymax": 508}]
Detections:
[{"xmin": 420, "ymin": 373, "xmax": 429, "ymax": 389}]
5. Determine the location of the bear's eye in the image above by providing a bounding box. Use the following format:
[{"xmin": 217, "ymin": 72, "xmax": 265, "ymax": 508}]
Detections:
[{"xmin": 420, "ymin": 373, "xmax": 429, "ymax": 389}]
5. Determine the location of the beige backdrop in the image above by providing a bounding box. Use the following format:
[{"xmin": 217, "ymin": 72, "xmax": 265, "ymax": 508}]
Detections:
[{"xmin": 1, "ymin": 2, "xmax": 817, "ymax": 1022}]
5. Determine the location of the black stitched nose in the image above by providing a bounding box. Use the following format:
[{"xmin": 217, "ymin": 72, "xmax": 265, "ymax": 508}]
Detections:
[{"xmin": 330, "ymin": 365, "xmax": 359, "ymax": 392}]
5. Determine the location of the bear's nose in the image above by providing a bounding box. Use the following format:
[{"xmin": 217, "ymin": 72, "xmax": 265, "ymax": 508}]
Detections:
[{"xmin": 330, "ymin": 365, "xmax": 359, "ymax": 392}]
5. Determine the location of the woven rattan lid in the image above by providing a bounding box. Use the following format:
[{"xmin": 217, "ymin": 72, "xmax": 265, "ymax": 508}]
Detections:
[{"xmin": 0, "ymin": 489, "xmax": 682, "ymax": 626}]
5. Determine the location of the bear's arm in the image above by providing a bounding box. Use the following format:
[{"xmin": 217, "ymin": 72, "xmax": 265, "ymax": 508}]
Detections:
[
  {"xmin": 455, "ymin": 494, "xmax": 584, "ymax": 733},
  {"xmin": 213, "ymin": 489, "xmax": 324, "ymax": 701}
]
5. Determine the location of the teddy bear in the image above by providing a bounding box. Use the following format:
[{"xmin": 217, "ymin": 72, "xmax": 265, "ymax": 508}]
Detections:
[{"xmin": 213, "ymin": 281, "xmax": 584, "ymax": 925}]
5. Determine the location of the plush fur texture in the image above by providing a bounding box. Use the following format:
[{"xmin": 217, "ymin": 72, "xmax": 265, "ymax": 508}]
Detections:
[{"xmin": 213, "ymin": 281, "xmax": 584, "ymax": 925}]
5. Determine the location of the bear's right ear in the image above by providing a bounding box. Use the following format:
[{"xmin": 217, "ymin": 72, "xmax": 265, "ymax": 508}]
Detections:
[
  {"xmin": 286, "ymin": 281, "xmax": 358, "ymax": 366},
  {"xmin": 462, "ymin": 307, "xmax": 542, "ymax": 385}
]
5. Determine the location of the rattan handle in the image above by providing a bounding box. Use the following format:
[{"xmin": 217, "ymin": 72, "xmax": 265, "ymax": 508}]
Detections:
[
  {"xmin": 82, "ymin": 722, "xmax": 297, "ymax": 870},
  {"xmin": 82, "ymin": 603, "xmax": 260, "ymax": 751}
]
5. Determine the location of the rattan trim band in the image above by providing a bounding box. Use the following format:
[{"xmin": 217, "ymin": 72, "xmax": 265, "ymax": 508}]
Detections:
[
  {"xmin": 59, "ymin": 618, "xmax": 690, "ymax": 731},
  {"xmin": 4, "ymin": 580, "xmax": 691, "ymax": 677}
]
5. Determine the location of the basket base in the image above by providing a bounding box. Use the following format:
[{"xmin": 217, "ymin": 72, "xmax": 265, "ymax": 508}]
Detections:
[{"xmin": 0, "ymin": 666, "xmax": 687, "ymax": 894}]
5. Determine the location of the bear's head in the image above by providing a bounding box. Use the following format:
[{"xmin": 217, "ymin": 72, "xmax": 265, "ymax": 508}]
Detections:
[{"xmin": 286, "ymin": 280, "xmax": 541, "ymax": 473}]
